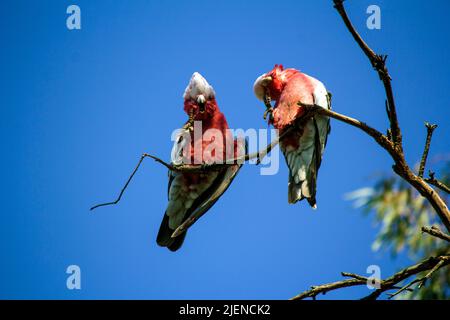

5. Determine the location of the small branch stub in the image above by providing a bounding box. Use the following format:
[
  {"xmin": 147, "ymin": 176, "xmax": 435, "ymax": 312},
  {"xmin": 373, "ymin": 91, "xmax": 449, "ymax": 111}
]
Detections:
[
  {"xmin": 418, "ymin": 123, "xmax": 437, "ymax": 178},
  {"xmin": 425, "ymin": 171, "xmax": 450, "ymax": 194}
]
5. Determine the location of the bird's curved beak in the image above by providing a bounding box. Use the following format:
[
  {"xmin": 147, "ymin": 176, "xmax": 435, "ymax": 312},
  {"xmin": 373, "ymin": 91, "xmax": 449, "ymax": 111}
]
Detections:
[
  {"xmin": 260, "ymin": 76, "xmax": 274, "ymax": 122},
  {"xmin": 253, "ymin": 74, "xmax": 273, "ymax": 102},
  {"xmin": 197, "ymin": 95, "xmax": 206, "ymax": 113},
  {"xmin": 260, "ymin": 76, "xmax": 273, "ymax": 86}
]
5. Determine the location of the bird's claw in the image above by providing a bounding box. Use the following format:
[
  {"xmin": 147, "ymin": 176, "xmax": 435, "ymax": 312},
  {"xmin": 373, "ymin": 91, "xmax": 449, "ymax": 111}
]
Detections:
[
  {"xmin": 263, "ymin": 107, "xmax": 274, "ymax": 121},
  {"xmin": 263, "ymin": 89, "xmax": 274, "ymax": 122},
  {"xmin": 200, "ymin": 161, "xmax": 214, "ymax": 171}
]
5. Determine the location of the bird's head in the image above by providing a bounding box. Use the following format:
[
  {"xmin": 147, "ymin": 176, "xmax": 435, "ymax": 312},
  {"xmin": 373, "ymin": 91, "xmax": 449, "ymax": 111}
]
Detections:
[
  {"xmin": 253, "ymin": 64, "xmax": 298, "ymax": 105},
  {"xmin": 183, "ymin": 72, "xmax": 218, "ymax": 120},
  {"xmin": 253, "ymin": 64, "xmax": 288, "ymax": 102}
]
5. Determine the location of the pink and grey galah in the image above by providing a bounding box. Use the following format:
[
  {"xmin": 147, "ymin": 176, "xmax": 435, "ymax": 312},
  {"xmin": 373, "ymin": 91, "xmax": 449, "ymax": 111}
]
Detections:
[
  {"xmin": 253, "ymin": 65, "xmax": 331, "ymax": 207},
  {"xmin": 157, "ymin": 72, "xmax": 244, "ymax": 251}
]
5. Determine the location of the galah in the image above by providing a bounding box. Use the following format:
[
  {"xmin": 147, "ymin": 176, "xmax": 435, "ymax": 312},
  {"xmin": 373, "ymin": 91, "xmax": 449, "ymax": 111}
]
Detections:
[
  {"xmin": 253, "ymin": 65, "xmax": 331, "ymax": 207},
  {"xmin": 157, "ymin": 72, "xmax": 244, "ymax": 251}
]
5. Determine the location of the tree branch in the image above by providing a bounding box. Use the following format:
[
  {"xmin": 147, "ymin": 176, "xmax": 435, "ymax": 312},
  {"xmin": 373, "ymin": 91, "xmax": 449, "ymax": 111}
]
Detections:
[
  {"xmin": 333, "ymin": 0, "xmax": 402, "ymax": 147},
  {"xmin": 290, "ymin": 278, "xmax": 365, "ymax": 300},
  {"xmin": 300, "ymin": 102, "xmax": 450, "ymax": 232},
  {"xmin": 341, "ymin": 272, "xmax": 369, "ymax": 282},
  {"xmin": 329, "ymin": 0, "xmax": 450, "ymax": 232},
  {"xmin": 290, "ymin": 255, "xmax": 450, "ymax": 300},
  {"xmin": 418, "ymin": 123, "xmax": 438, "ymax": 177},
  {"xmin": 299, "ymin": 103, "xmax": 395, "ymax": 156},
  {"xmin": 421, "ymin": 225, "xmax": 450, "ymax": 243}
]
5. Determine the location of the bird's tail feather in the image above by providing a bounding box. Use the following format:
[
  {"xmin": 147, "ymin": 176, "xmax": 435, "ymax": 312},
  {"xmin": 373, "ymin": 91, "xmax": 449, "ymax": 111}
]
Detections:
[
  {"xmin": 156, "ymin": 213, "xmax": 187, "ymax": 252},
  {"xmin": 287, "ymin": 117, "xmax": 326, "ymax": 207},
  {"xmin": 287, "ymin": 173, "xmax": 317, "ymax": 207}
]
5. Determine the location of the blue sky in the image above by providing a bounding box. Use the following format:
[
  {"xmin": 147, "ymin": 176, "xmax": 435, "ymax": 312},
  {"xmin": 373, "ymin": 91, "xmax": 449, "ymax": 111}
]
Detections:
[{"xmin": 1, "ymin": 0, "xmax": 449, "ymax": 299}]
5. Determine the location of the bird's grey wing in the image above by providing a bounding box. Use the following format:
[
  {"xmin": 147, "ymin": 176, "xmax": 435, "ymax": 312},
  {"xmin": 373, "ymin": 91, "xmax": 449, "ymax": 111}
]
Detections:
[
  {"xmin": 284, "ymin": 82, "xmax": 331, "ymax": 206},
  {"xmin": 171, "ymin": 140, "xmax": 246, "ymax": 237}
]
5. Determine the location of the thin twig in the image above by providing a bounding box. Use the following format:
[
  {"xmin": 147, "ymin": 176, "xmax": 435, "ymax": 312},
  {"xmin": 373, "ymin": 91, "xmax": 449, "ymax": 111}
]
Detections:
[
  {"xmin": 341, "ymin": 272, "xmax": 368, "ymax": 282},
  {"xmin": 290, "ymin": 278, "xmax": 366, "ymax": 300},
  {"xmin": 90, "ymin": 153, "xmax": 149, "ymax": 210},
  {"xmin": 421, "ymin": 226, "xmax": 450, "ymax": 243},
  {"xmin": 425, "ymin": 171, "xmax": 450, "ymax": 194},
  {"xmin": 418, "ymin": 123, "xmax": 437, "ymax": 177},
  {"xmin": 386, "ymin": 279, "xmax": 421, "ymax": 299},
  {"xmin": 299, "ymin": 102, "xmax": 394, "ymax": 155},
  {"xmin": 89, "ymin": 153, "xmax": 220, "ymax": 211}
]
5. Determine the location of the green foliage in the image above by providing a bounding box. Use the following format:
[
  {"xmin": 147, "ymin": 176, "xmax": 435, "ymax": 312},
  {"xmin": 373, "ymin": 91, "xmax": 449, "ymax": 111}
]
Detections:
[{"xmin": 346, "ymin": 162, "xmax": 450, "ymax": 299}]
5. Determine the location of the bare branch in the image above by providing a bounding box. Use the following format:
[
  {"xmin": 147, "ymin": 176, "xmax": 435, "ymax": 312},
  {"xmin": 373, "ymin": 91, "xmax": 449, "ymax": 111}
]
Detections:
[
  {"xmin": 89, "ymin": 153, "xmax": 222, "ymax": 211},
  {"xmin": 299, "ymin": 103, "xmax": 394, "ymax": 156},
  {"xmin": 300, "ymin": 101, "xmax": 450, "ymax": 231},
  {"xmin": 90, "ymin": 153, "xmax": 151, "ymax": 211},
  {"xmin": 363, "ymin": 256, "xmax": 450, "ymax": 300},
  {"xmin": 394, "ymin": 171, "xmax": 450, "ymax": 233},
  {"xmin": 425, "ymin": 171, "xmax": 450, "ymax": 194},
  {"xmin": 290, "ymin": 278, "xmax": 365, "ymax": 300},
  {"xmin": 418, "ymin": 123, "xmax": 438, "ymax": 177},
  {"xmin": 291, "ymin": 255, "xmax": 450, "ymax": 300},
  {"xmin": 387, "ymin": 256, "xmax": 448, "ymax": 299},
  {"xmin": 333, "ymin": 0, "xmax": 402, "ymax": 147},
  {"xmin": 341, "ymin": 272, "xmax": 369, "ymax": 282},
  {"xmin": 422, "ymin": 225, "xmax": 450, "ymax": 243}
]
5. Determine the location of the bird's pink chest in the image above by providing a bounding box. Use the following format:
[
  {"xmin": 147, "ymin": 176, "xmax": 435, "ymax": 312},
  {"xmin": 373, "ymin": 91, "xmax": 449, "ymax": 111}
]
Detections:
[{"xmin": 189, "ymin": 113, "xmax": 233, "ymax": 164}]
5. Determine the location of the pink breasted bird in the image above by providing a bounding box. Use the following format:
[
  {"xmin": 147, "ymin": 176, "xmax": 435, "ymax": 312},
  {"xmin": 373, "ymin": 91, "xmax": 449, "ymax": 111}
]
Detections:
[
  {"xmin": 253, "ymin": 65, "xmax": 331, "ymax": 207},
  {"xmin": 157, "ymin": 72, "xmax": 244, "ymax": 251}
]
